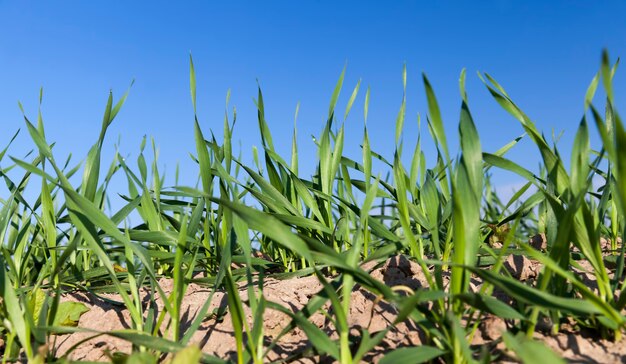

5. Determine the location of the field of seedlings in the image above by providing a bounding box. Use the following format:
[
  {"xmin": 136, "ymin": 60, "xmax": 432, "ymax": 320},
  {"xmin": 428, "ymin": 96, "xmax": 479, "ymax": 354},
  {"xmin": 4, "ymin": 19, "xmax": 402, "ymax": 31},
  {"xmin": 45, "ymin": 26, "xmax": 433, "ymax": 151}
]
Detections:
[{"xmin": 1, "ymin": 51, "xmax": 625, "ymax": 363}]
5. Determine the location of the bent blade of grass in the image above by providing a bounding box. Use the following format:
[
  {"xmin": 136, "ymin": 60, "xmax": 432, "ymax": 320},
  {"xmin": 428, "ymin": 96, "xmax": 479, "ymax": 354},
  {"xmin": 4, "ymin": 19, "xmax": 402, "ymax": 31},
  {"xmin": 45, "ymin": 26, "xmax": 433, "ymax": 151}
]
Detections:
[
  {"xmin": 110, "ymin": 330, "xmax": 226, "ymax": 364},
  {"xmin": 24, "ymin": 116, "xmax": 53, "ymax": 160},
  {"xmin": 501, "ymin": 182, "xmax": 535, "ymax": 213},
  {"xmin": 265, "ymin": 300, "xmax": 341, "ymax": 359},
  {"xmin": 379, "ymin": 346, "xmax": 445, "ymax": 364},
  {"xmin": 423, "ymin": 73, "xmax": 450, "ymax": 163},
  {"xmin": 482, "ymin": 153, "xmax": 544, "ymax": 186},
  {"xmin": 270, "ymin": 213, "xmax": 334, "ymax": 234},
  {"xmin": 0, "ymin": 129, "xmax": 20, "ymax": 163},
  {"xmin": 455, "ymin": 293, "xmax": 525, "ymax": 320},
  {"xmin": 344, "ymin": 79, "xmax": 361, "ymax": 121},
  {"xmin": 264, "ymin": 152, "xmax": 284, "ymax": 194},
  {"xmin": 288, "ymin": 172, "xmax": 325, "ymax": 222},
  {"xmin": 521, "ymin": 244, "xmax": 623, "ymax": 324},
  {"xmin": 467, "ymin": 267, "xmax": 603, "ymax": 316},
  {"xmin": 481, "ymin": 74, "xmax": 570, "ymax": 194},
  {"xmin": 503, "ymin": 332, "xmax": 565, "ymax": 364},
  {"xmin": 255, "ymin": 84, "xmax": 275, "ymax": 152},
  {"xmin": 584, "ymin": 71, "xmax": 600, "ymax": 111},
  {"xmin": 239, "ymin": 163, "xmax": 299, "ymax": 216},
  {"xmin": 208, "ymin": 197, "xmax": 313, "ymax": 261}
]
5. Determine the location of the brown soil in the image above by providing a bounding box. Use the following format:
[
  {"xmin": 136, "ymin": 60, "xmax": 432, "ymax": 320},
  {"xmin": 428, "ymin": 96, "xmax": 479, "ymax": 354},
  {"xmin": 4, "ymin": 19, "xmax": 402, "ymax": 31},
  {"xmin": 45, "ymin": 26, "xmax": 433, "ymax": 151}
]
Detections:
[{"xmin": 51, "ymin": 255, "xmax": 626, "ymax": 363}]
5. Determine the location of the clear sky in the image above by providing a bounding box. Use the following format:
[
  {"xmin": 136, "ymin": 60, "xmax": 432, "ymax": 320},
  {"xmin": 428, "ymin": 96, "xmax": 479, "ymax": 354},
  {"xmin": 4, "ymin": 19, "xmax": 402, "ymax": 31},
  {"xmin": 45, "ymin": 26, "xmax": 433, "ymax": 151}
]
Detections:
[{"xmin": 1, "ymin": 1, "xmax": 625, "ymax": 202}]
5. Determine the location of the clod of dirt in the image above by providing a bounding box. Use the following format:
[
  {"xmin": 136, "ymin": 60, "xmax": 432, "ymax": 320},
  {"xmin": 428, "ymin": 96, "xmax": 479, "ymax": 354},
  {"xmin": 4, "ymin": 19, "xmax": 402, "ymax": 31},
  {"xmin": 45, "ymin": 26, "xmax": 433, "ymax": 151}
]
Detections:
[
  {"xmin": 504, "ymin": 254, "xmax": 540, "ymax": 281},
  {"xmin": 480, "ymin": 315, "xmax": 507, "ymax": 341},
  {"xmin": 529, "ymin": 233, "xmax": 547, "ymax": 251},
  {"xmin": 369, "ymin": 255, "xmax": 429, "ymax": 290}
]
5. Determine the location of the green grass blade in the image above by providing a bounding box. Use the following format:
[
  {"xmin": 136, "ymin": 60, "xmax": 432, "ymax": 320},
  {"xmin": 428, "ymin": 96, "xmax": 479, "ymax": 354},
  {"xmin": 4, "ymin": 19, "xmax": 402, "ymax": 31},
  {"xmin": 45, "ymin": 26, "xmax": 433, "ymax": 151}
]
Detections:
[
  {"xmin": 380, "ymin": 346, "xmax": 445, "ymax": 364},
  {"xmin": 423, "ymin": 73, "xmax": 450, "ymax": 162}
]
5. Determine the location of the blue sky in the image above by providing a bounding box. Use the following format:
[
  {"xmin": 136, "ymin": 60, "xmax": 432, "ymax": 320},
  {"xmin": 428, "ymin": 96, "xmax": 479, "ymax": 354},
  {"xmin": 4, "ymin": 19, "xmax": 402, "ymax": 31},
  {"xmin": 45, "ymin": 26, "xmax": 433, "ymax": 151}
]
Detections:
[{"xmin": 1, "ymin": 1, "xmax": 625, "ymax": 202}]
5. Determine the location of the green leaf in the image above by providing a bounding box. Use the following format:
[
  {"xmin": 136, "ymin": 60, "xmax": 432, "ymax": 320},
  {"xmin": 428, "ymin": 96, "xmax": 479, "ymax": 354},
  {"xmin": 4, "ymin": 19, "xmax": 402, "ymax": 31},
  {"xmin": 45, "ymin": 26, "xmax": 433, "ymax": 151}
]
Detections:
[
  {"xmin": 379, "ymin": 346, "xmax": 445, "ymax": 364},
  {"xmin": 584, "ymin": 71, "xmax": 600, "ymax": 111},
  {"xmin": 208, "ymin": 197, "xmax": 313, "ymax": 262},
  {"xmin": 344, "ymin": 79, "xmax": 361, "ymax": 121},
  {"xmin": 481, "ymin": 74, "xmax": 569, "ymax": 194},
  {"xmin": 456, "ymin": 293, "xmax": 525, "ymax": 320},
  {"xmin": 502, "ymin": 332, "xmax": 565, "ymax": 364},
  {"xmin": 423, "ymin": 73, "xmax": 449, "ymax": 162},
  {"xmin": 364, "ymin": 86, "xmax": 370, "ymax": 124},
  {"xmin": 189, "ymin": 54, "xmax": 197, "ymax": 114},
  {"xmin": 255, "ymin": 85, "xmax": 275, "ymax": 152},
  {"xmin": 483, "ymin": 153, "xmax": 539, "ymax": 185},
  {"xmin": 171, "ymin": 345, "xmax": 202, "ymax": 364},
  {"xmin": 0, "ymin": 255, "xmax": 31, "ymax": 358},
  {"xmin": 266, "ymin": 300, "xmax": 340, "ymax": 359},
  {"xmin": 468, "ymin": 267, "xmax": 602, "ymax": 316},
  {"xmin": 53, "ymin": 302, "xmax": 90, "ymax": 327},
  {"xmin": 328, "ymin": 64, "xmax": 346, "ymax": 122},
  {"xmin": 31, "ymin": 288, "xmax": 46, "ymax": 321}
]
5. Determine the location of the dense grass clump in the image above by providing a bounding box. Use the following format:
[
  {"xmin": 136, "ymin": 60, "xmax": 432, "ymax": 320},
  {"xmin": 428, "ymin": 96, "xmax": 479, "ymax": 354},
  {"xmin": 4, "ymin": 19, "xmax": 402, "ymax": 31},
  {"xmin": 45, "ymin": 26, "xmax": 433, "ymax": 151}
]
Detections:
[{"xmin": 0, "ymin": 51, "xmax": 625, "ymax": 363}]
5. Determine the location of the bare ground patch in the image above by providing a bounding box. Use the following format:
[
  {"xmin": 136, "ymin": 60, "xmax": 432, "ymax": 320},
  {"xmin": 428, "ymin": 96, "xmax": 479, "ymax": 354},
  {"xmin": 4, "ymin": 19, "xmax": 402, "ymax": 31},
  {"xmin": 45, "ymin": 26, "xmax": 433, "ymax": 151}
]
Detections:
[{"xmin": 51, "ymin": 255, "xmax": 626, "ymax": 363}]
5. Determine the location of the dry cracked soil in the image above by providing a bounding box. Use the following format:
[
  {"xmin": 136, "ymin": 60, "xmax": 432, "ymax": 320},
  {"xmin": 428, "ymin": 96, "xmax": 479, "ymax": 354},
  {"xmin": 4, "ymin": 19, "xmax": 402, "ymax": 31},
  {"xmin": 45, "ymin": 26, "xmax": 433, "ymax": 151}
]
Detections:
[{"xmin": 51, "ymin": 255, "xmax": 626, "ymax": 363}]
